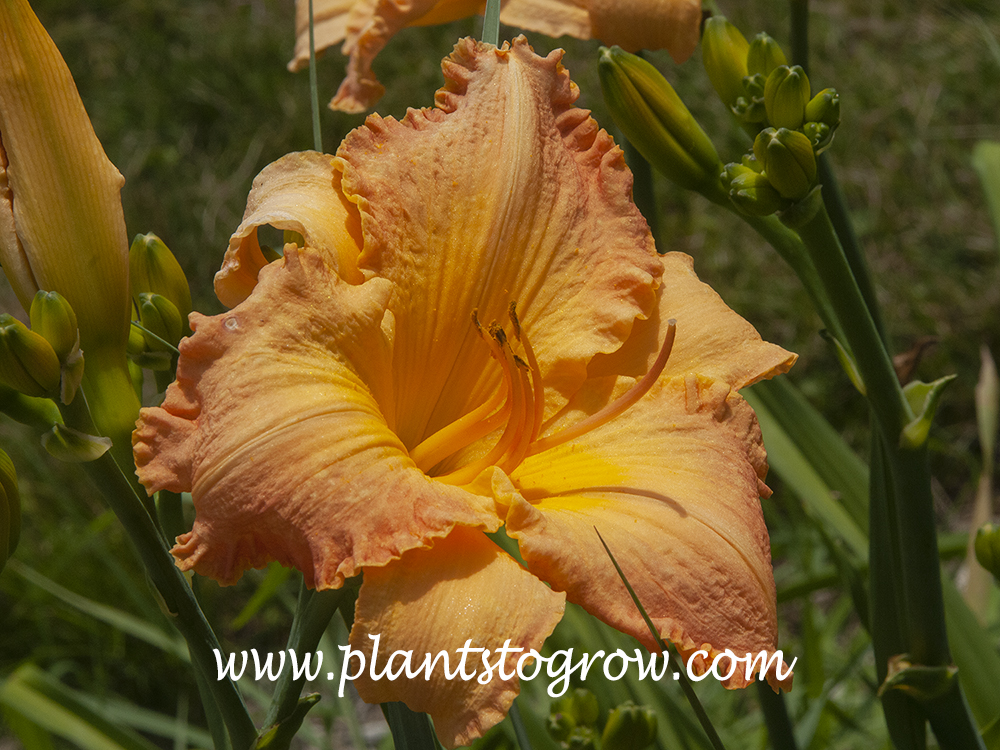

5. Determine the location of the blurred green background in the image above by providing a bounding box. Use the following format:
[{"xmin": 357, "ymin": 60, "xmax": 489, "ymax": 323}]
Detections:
[{"xmin": 2, "ymin": 0, "xmax": 999, "ymax": 747}]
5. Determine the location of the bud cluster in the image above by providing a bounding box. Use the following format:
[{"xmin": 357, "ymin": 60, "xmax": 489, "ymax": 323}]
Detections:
[
  {"xmin": 546, "ymin": 689, "xmax": 657, "ymax": 750},
  {"xmin": 127, "ymin": 233, "xmax": 192, "ymax": 373},
  {"xmin": 0, "ymin": 290, "xmax": 84, "ymax": 404},
  {"xmin": 703, "ymin": 18, "xmax": 841, "ymax": 215}
]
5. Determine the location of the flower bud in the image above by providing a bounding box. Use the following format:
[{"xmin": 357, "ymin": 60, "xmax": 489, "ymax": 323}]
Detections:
[
  {"xmin": 805, "ymin": 88, "xmax": 841, "ymax": 127},
  {"xmin": 803, "ymin": 122, "xmax": 833, "ymax": 153},
  {"xmin": 747, "ymin": 33, "xmax": 788, "ymax": 78},
  {"xmin": 764, "ymin": 65, "xmax": 811, "ymax": 130},
  {"xmin": 129, "ymin": 233, "xmax": 192, "ymax": 323},
  {"xmin": 975, "ymin": 524, "xmax": 1000, "ymax": 580},
  {"xmin": 29, "ymin": 291, "xmax": 79, "ymax": 362},
  {"xmin": 1, "ymin": 448, "xmax": 21, "ymax": 568},
  {"xmin": 599, "ymin": 47, "xmax": 725, "ymax": 196},
  {"xmin": 601, "ymin": 702, "xmax": 658, "ymax": 750},
  {"xmin": 702, "ymin": 17, "xmax": 750, "ymax": 111},
  {"xmin": 0, "ymin": 385, "xmax": 62, "ymax": 429},
  {"xmin": 0, "ymin": 314, "xmax": 61, "ymax": 397},
  {"xmin": 726, "ymin": 165, "xmax": 786, "ymax": 216},
  {"xmin": 127, "ymin": 321, "xmax": 148, "ymax": 357},
  {"xmin": 753, "ymin": 128, "xmax": 817, "ymax": 199},
  {"xmin": 732, "ymin": 74, "xmax": 768, "ymax": 125},
  {"xmin": 138, "ymin": 293, "xmax": 184, "ymax": 352}
]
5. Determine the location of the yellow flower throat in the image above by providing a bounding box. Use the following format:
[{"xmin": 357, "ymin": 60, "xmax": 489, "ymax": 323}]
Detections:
[{"xmin": 410, "ymin": 303, "xmax": 677, "ymax": 485}]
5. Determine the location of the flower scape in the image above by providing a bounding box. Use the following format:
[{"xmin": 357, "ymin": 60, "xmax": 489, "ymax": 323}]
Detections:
[{"xmin": 133, "ymin": 37, "xmax": 796, "ymax": 749}]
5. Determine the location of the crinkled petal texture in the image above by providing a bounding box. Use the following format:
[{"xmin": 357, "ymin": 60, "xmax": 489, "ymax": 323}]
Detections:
[
  {"xmin": 498, "ymin": 252, "xmax": 796, "ymax": 691},
  {"xmin": 338, "ymin": 37, "xmax": 660, "ymax": 448},
  {"xmin": 215, "ymin": 151, "xmax": 363, "ymax": 308},
  {"xmin": 289, "ymin": 0, "xmax": 701, "ymax": 112},
  {"xmin": 134, "ymin": 247, "xmax": 501, "ymax": 588},
  {"xmin": 350, "ymin": 527, "xmax": 565, "ymax": 749}
]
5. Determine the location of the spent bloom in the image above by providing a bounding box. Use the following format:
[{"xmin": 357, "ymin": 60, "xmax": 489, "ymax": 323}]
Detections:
[
  {"xmin": 289, "ymin": 0, "xmax": 703, "ymax": 112},
  {"xmin": 135, "ymin": 37, "xmax": 795, "ymax": 748}
]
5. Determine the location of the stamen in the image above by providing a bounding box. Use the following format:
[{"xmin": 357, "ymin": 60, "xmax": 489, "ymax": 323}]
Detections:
[
  {"xmin": 409, "ymin": 384, "xmax": 510, "ymax": 472},
  {"xmin": 526, "ymin": 319, "xmax": 677, "ymax": 456},
  {"xmin": 437, "ymin": 331, "xmax": 526, "ymax": 485},
  {"xmin": 510, "ymin": 302, "xmax": 544, "ymax": 442}
]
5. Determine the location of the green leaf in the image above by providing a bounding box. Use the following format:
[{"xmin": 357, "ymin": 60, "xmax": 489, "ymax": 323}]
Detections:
[
  {"xmin": 7, "ymin": 559, "xmax": 188, "ymax": 660},
  {"xmin": 0, "ymin": 665, "xmax": 161, "ymax": 750}
]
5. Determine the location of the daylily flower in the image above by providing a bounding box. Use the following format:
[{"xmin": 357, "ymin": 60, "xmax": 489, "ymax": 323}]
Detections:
[
  {"xmin": 134, "ymin": 37, "xmax": 795, "ymax": 748},
  {"xmin": 1, "ymin": 0, "xmax": 139, "ymax": 453},
  {"xmin": 288, "ymin": 0, "xmax": 703, "ymax": 112}
]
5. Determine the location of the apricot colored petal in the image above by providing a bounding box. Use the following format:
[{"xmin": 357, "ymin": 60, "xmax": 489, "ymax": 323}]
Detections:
[
  {"xmin": 588, "ymin": 252, "xmax": 796, "ymax": 389},
  {"xmin": 288, "ymin": 0, "xmax": 357, "ymax": 72},
  {"xmin": 503, "ymin": 376, "xmax": 792, "ymax": 691},
  {"xmin": 500, "ymin": 0, "xmax": 701, "ymax": 63},
  {"xmin": 587, "ymin": 0, "xmax": 701, "ymax": 62},
  {"xmin": 329, "ymin": 0, "xmax": 485, "ymax": 113},
  {"xmin": 134, "ymin": 247, "xmax": 500, "ymax": 588},
  {"xmin": 215, "ymin": 151, "xmax": 363, "ymax": 308},
  {"xmin": 349, "ymin": 526, "xmax": 565, "ymax": 748},
  {"xmin": 338, "ymin": 37, "xmax": 660, "ymax": 448}
]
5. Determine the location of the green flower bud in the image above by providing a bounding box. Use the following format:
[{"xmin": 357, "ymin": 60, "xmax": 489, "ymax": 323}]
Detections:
[
  {"xmin": 599, "ymin": 47, "xmax": 725, "ymax": 197},
  {"xmin": 1, "ymin": 448, "xmax": 21, "ymax": 569},
  {"xmin": 732, "ymin": 74, "xmax": 768, "ymax": 124},
  {"xmin": 764, "ymin": 65, "xmax": 811, "ymax": 130},
  {"xmin": 601, "ymin": 702, "xmax": 658, "ymax": 750},
  {"xmin": 546, "ymin": 711, "xmax": 575, "ymax": 743},
  {"xmin": 551, "ymin": 688, "xmax": 600, "ymax": 728},
  {"xmin": 129, "ymin": 233, "xmax": 192, "ymax": 323},
  {"xmin": 0, "ymin": 314, "xmax": 61, "ymax": 397},
  {"xmin": 753, "ymin": 128, "xmax": 817, "ymax": 199},
  {"xmin": 28, "ymin": 291, "xmax": 85, "ymax": 404},
  {"xmin": 565, "ymin": 729, "xmax": 598, "ymax": 750},
  {"xmin": 127, "ymin": 320, "xmax": 148, "ymax": 357},
  {"xmin": 803, "ymin": 122, "xmax": 832, "ymax": 151},
  {"xmin": 29, "ymin": 291, "xmax": 79, "ymax": 362},
  {"xmin": 727, "ymin": 167, "xmax": 786, "ymax": 216},
  {"xmin": 702, "ymin": 17, "xmax": 750, "ymax": 110},
  {"xmin": 975, "ymin": 523, "xmax": 1000, "ymax": 580},
  {"xmin": 138, "ymin": 293, "xmax": 183, "ymax": 352},
  {"xmin": 0, "ymin": 385, "xmax": 62, "ymax": 429},
  {"xmin": 805, "ymin": 88, "xmax": 841, "ymax": 127},
  {"xmin": 742, "ymin": 153, "xmax": 764, "ymax": 172},
  {"xmin": 747, "ymin": 33, "xmax": 788, "ymax": 78}
]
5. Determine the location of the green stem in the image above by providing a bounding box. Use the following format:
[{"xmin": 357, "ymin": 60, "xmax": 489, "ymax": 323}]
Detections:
[
  {"xmin": 789, "ymin": 193, "xmax": 910, "ymax": 437},
  {"xmin": 739, "ymin": 212, "xmax": 848, "ymax": 344},
  {"xmin": 308, "ymin": 0, "xmax": 322, "ymax": 153},
  {"xmin": 817, "ymin": 156, "xmax": 888, "ymax": 344},
  {"xmin": 755, "ymin": 682, "xmax": 799, "ymax": 750},
  {"xmin": 508, "ymin": 699, "xmax": 534, "ymax": 750},
  {"xmin": 262, "ymin": 582, "xmax": 346, "ymax": 730},
  {"xmin": 482, "ymin": 0, "xmax": 500, "ymax": 46},
  {"xmin": 156, "ymin": 490, "xmax": 186, "ymax": 543},
  {"xmin": 793, "ymin": 193, "xmax": 982, "ymax": 742},
  {"xmin": 59, "ymin": 395, "xmax": 257, "ymax": 749},
  {"xmin": 86, "ymin": 454, "xmax": 257, "ymax": 749},
  {"xmin": 869, "ymin": 432, "xmax": 926, "ymax": 750}
]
